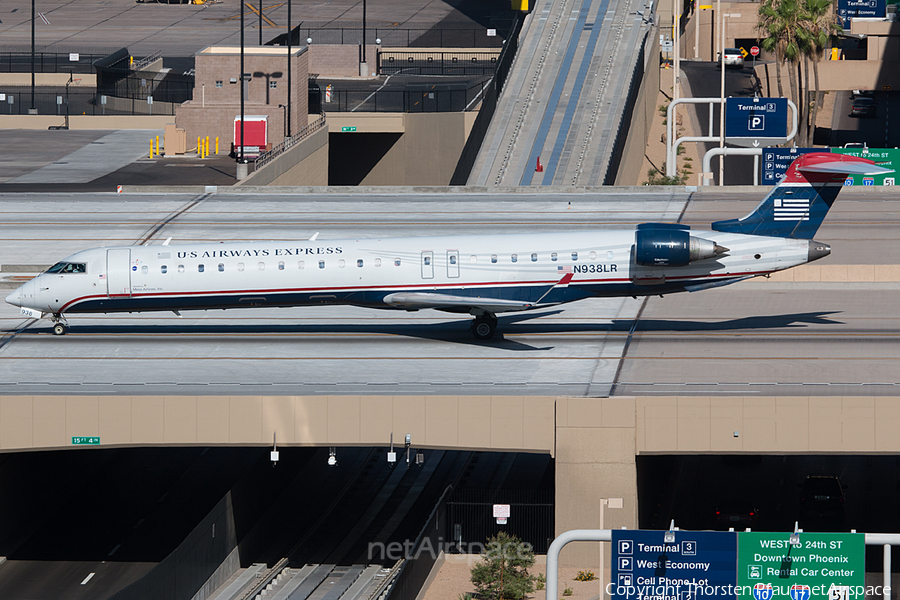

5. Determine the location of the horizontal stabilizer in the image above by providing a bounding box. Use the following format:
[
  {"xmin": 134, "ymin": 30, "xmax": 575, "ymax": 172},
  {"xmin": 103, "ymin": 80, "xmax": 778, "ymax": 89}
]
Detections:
[
  {"xmin": 799, "ymin": 161, "xmax": 893, "ymax": 175},
  {"xmin": 383, "ymin": 292, "xmax": 534, "ymax": 312}
]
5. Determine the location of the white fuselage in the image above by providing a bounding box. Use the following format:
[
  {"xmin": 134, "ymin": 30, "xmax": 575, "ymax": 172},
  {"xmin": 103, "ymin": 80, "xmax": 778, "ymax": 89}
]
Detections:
[{"xmin": 6, "ymin": 229, "xmax": 814, "ymax": 319}]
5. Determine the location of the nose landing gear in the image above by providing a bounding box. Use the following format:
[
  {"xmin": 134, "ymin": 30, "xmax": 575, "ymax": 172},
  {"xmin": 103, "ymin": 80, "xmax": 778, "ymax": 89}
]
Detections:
[{"xmin": 50, "ymin": 314, "xmax": 68, "ymax": 336}]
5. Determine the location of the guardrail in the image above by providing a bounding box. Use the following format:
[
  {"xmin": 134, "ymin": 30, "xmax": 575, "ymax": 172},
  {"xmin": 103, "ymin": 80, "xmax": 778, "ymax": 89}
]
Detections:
[
  {"xmin": 379, "ymin": 51, "xmax": 499, "ymax": 76},
  {"xmin": 255, "ymin": 112, "xmax": 326, "ymax": 170}
]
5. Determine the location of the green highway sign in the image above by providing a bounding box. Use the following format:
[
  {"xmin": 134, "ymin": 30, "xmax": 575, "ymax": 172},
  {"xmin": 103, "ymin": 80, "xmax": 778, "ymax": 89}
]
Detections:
[
  {"xmin": 72, "ymin": 436, "xmax": 100, "ymax": 445},
  {"xmin": 738, "ymin": 532, "xmax": 864, "ymax": 600},
  {"xmin": 341, "ymin": 126, "xmax": 357, "ymax": 132},
  {"xmin": 832, "ymin": 147, "xmax": 898, "ymax": 186}
]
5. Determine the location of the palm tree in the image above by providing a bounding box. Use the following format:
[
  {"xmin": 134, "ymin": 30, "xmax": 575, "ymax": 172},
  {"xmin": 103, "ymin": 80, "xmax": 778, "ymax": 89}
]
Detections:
[
  {"xmin": 757, "ymin": 0, "xmax": 806, "ymax": 143},
  {"xmin": 800, "ymin": 0, "xmax": 842, "ymax": 144}
]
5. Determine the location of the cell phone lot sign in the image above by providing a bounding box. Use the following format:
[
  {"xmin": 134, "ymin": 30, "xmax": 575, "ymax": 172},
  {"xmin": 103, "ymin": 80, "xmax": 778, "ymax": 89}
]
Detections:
[
  {"xmin": 611, "ymin": 530, "xmax": 738, "ymax": 600},
  {"xmin": 737, "ymin": 533, "xmax": 864, "ymax": 600}
]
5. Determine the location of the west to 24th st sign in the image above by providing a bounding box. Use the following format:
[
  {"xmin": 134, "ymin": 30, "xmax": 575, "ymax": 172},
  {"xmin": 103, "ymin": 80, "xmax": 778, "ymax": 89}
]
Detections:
[{"xmin": 737, "ymin": 533, "xmax": 864, "ymax": 600}]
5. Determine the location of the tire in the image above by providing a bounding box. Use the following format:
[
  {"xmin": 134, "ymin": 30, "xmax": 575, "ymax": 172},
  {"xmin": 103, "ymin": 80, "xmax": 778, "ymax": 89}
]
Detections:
[
  {"xmin": 472, "ymin": 319, "xmax": 495, "ymax": 340},
  {"xmin": 52, "ymin": 323, "xmax": 66, "ymax": 336}
]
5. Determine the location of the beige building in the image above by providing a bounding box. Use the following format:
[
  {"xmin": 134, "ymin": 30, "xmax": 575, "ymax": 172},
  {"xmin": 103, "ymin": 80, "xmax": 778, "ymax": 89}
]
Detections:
[{"xmin": 175, "ymin": 46, "xmax": 309, "ymax": 154}]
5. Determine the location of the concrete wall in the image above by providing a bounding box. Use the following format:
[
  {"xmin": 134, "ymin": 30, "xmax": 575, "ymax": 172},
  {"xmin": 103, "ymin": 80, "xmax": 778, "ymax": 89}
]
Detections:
[
  {"xmin": 0, "ymin": 115, "xmax": 172, "ymax": 129},
  {"xmin": 307, "ymin": 44, "xmax": 381, "ymax": 77},
  {"xmin": 349, "ymin": 112, "xmax": 477, "ymax": 185},
  {"xmin": 0, "ymin": 74, "xmax": 97, "ymax": 86},
  {"xmin": 756, "ymin": 60, "xmax": 900, "ymax": 95},
  {"xmin": 615, "ymin": 31, "xmax": 660, "ymax": 185},
  {"xmin": 0, "ymin": 395, "xmax": 556, "ymax": 453},
  {"xmin": 679, "ymin": 4, "xmax": 767, "ymax": 62},
  {"xmin": 239, "ymin": 125, "xmax": 329, "ymax": 186}
]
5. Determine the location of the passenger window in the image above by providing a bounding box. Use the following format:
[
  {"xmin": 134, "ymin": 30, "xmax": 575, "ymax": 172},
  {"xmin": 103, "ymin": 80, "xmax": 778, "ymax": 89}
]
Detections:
[
  {"xmin": 198, "ymin": 264, "xmax": 205, "ymax": 273},
  {"xmin": 319, "ymin": 260, "xmax": 325, "ymax": 269},
  {"xmin": 278, "ymin": 261, "xmax": 285, "ymax": 270},
  {"xmin": 607, "ymin": 251, "xmax": 614, "ymax": 260},
  {"xmin": 218, "ymin": 263, "xmax": 225, "ymax": 272},
  {"xmin": 141, "ymin": 265, "xmax": 148, "ymax": 274},
  {"xmin": 237, "ymin": 262, "xmax": 245, "ymax": 271},
  {"xmin": 161, "ymin": 265, "xmax": 168, "ymax": 274},
  {"xmin": 374, "ymin": 258, "xmax": 382, "ymax": 267},
  {"xmin": 339, "ymin": 259, "xmax": 346, "ymax": 268},
  {"xmin": 258, "ymin": 262, "xmax": 265, "ymax": 271},
  {"xmin": 394, "ymin": 258, "xmax": 401, "ymax": 266},
  {"xmin": 491, "ymin": 254, "xmax": 497, "ymax": 264},
  {"xmin": 178, "ymin": 265, "xmax": 185, "ymax": 273},
  {"xmin": 423, "ymin": 256, "xmax": 431, "ymax": 266},
  {"xmin": 298, "ymin": 261, "xmax": 305, "ymax": 269},
  {"xmin": 449, "ymin": 255, "xmax": 457, "ymax": 265},
  {"xmin": 551, "ymin": 252, "xmax": 558, "ymax": 262},
  {"xmin": 531, "ymin": 253, "xmax": 537, "ymax": 262},
  {"xmin": 590, "ymin": 251, "xmax": 597, "ymax": 260},
  {"xmin": 572, "ymin": 252, "xmax": 578, "ymax": 261},
  {"xmin": 357, "ymin": 259, "xmax": 364, "ymax": 267},
  {"xmin": 511, "ymin": 254, "xmax": 517, "ymax": 263}
]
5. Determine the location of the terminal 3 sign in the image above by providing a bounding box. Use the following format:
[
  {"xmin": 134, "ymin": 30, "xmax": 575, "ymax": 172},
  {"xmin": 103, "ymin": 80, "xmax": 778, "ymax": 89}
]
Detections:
[{"xmin": 611, "ymin": 531, "xmax": 864, "ymax": 600}]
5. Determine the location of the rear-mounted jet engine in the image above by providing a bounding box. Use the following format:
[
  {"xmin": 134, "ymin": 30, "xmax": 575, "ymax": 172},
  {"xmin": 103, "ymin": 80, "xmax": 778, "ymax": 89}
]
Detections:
[{"xmin": 634, "ymin": 223, "xmax": 729, "ymax": 267}]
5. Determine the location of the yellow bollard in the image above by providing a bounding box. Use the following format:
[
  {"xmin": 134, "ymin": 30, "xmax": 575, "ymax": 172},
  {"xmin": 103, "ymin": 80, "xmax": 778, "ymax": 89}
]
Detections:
[
  {"xmin": 216, "ymin": 137, "xmax": 219, "ymax": 155},
  {"xmin": 149, "ymin": 139, "xmax": 154, "ymax": 159},
  {"xmin": 156, "ymin": 135, "xmax": 160, "ymax": 158},
  {"xmin": 205, "ymin": 136, "xmax": 209, "ymax": 158},
  {"xmin": 197, "ymin": 137, "xmax": 201, "ymax": 157}
]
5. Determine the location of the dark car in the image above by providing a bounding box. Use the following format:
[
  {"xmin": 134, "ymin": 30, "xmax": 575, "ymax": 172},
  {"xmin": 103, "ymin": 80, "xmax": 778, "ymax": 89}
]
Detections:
[
  {"xmin": 850, "ymin": 97, "xmax": 876, "ymax": 117},
  {"xmin": 799, "ymin": 474, "xmax": 846, "ymax": 521},
  {"xmin": 713, "ymin": 501, "xmax": 760, "ymax": 531}
]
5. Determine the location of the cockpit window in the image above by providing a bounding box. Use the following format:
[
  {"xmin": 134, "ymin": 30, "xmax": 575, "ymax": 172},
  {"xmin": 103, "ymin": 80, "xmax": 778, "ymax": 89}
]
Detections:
[{"xmin": 46, "ymin": 262, "xmax": 86, "ymax": 274}]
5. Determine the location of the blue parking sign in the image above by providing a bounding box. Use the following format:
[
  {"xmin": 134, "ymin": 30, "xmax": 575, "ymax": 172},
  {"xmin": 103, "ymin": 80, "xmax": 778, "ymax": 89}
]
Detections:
[{"xmin": 611, "ymin": 530, "xmax": 737, "ymax": 600}]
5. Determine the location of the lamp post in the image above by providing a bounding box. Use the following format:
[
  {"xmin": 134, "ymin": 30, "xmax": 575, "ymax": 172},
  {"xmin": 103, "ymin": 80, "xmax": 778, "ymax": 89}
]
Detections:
[
  {"xmin": 30, "ymin": 0, "xmax": 35, "ymax": 113},
  {"xmin": 259, "ymin": 0, "xmax": 263, "ymax": 45},
  {"xmin": 287, "ymin": 0, "xmax": 292, "ymax": 136},
  {"xmin": 239, "ymin": 0, "xmax": 246, "ymax": 169},
  {"xmin": 718, "ymin": 0, "xmax": 725, "ymax": 186},
  {"xmin": 360, "ymin": 0, "xmax": 368, "ymax": 77}
]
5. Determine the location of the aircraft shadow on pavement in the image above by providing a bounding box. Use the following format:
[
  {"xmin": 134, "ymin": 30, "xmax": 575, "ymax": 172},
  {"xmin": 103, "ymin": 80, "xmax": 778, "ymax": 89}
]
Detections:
[
  {"xmin": 15, "ymin": 311, "xmax": 842, "ymax": 350},
  {"xmin": 618, "ymin": 311, "xmax": 844, "ymax": 332}
]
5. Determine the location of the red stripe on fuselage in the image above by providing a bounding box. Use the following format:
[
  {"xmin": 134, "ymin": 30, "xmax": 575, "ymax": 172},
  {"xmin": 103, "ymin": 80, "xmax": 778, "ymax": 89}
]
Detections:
[{"xmin": 58, "ymin": 270, "xmax": 772, "ymax": 313}]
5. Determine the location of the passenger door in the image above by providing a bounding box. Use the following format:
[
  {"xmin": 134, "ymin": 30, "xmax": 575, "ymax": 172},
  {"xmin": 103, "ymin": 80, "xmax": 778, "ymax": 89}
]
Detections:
[{"xmin": 106, "ymin": 248, "xmax": 132, "ymax": 298}]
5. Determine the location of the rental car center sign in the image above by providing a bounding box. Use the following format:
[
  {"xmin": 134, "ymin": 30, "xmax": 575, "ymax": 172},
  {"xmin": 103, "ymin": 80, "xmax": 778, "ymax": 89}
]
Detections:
[
  {"xmin": 737, "ymin": 533, "xmax": 864, "ymax": 600},
  {"xmin": 611, "ymin": 531, "xmax": 864, "ymax": 600}
]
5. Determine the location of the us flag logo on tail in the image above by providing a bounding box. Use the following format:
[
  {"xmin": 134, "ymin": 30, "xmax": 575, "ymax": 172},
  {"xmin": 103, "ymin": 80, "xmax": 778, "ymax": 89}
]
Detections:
[{"xmin": 773, "ymin": 197, "xmax": 810, "ymax": 221}]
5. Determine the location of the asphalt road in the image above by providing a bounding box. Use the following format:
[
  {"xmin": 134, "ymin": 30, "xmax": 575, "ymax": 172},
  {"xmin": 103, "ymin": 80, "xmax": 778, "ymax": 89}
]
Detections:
[{"xmin": 1, "ymin": 190, "xmax": 898, "ymax": 396}]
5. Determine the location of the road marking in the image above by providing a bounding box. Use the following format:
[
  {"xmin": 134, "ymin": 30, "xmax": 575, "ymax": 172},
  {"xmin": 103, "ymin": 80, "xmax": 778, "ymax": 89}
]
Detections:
[{"xmin": 81, "ymin": 573, "xmax": 95, "ymax": 585}]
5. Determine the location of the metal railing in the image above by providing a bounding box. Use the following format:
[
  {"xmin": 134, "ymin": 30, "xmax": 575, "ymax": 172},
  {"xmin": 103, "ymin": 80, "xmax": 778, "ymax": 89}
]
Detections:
[
  {"xmin": 379, "ymin": 51, "xmax": 499, "ymax": 76},
  {"xmin": 383, "ymin": 486, "xmax": 453, "ymax": 600},
  {"xmin": 255, "ymin": 112, "xmax": 326, "ymax": 170},
  {"xmin": 316, "ymin": 79, "xmax": 490, "ymax": 113},
  {"xmin": 0, "ymin": 51, "xmax": 107, "ymax": 74},
  {"xmin": 446, "ymin": 488, "xmax": 554, "ymax": 554},
  {"xmin": 0, "ymin": 86, "xmax": 177, "ymax": 116},
  {"xmin": 292, "ymin": 27, "xmax": 509, "ymax": 48}
]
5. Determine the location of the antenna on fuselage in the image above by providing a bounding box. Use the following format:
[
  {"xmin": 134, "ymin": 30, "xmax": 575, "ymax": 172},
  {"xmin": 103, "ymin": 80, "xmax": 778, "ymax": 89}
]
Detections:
[
  {"xmin": 162, "ymin": 237, "xmax": 172, "ymax": 246},
  {"xmin": 309, "ymin": 232, "xmax": 319, "ymax": 241}
]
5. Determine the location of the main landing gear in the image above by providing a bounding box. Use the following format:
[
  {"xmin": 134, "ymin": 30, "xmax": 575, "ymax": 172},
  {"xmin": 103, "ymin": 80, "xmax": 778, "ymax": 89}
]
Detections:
[
  {"xmin": 50, "ymin": 314, "xmax": 68, "ymax": 336},
  {"xmin": 471, "ymin": 312, "xmax": 498, "ymax": 340}
]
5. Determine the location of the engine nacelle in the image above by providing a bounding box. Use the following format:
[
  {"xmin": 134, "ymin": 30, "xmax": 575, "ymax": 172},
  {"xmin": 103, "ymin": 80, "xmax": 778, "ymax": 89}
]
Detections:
[{"xmin": 635, "ymin": 223, "xmax": 727, "ymax": 267}]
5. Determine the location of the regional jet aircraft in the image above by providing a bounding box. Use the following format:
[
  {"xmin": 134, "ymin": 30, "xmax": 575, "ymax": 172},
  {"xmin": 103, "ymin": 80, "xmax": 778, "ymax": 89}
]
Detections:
[{"xmin": 5, "ymin": 153, "xmax": 888, "ymax": 339}]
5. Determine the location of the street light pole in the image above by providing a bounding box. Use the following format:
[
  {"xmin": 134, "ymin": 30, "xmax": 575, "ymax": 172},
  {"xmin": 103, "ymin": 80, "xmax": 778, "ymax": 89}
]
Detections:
[
  {"xmin": 287, "ymin": 0, "xmax": 292, "ymax": 137},
  {"xmin": 718, "ymin": 2, "xmax": 725, "ymax": 186},
  {"xmin": 259, "ymin": 0, "xmax": 263, "ymax": 45},
  {"xmin": 240, "ymin": 0, "xmax": 245, "ymax": 165},
  {"xmin": 31, "ymin": 0, "xmax": 35, "ymax": 113}
]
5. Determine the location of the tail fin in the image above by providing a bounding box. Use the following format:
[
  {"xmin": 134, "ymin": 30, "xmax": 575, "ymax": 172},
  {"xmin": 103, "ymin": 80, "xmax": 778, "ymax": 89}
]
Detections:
[{"xmin": 711, "ymin": 152, "xmax": 892, "ymax": 239}]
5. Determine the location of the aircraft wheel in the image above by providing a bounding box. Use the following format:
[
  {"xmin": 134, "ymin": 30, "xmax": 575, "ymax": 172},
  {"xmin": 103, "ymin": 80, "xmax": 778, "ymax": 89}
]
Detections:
[
  {"xmin": 472, "ymin": 317, "xmax": 496, "ymax": 340},
  {"xmin": 52, "ymin": 323, "xmax": 67, "ymax": 336}
]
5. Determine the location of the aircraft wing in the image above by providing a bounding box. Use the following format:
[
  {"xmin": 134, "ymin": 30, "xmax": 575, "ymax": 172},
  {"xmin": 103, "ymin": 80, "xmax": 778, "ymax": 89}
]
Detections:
[{"xmin": 382, "ymin": 292, "xmax": 535, "ymax": 313}]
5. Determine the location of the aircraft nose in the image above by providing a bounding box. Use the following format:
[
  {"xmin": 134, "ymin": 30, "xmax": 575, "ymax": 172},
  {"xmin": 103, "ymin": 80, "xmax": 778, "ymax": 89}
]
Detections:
[{"xmin": 5, "ymin": 286, "xmax": 22, "ymax": 307}]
